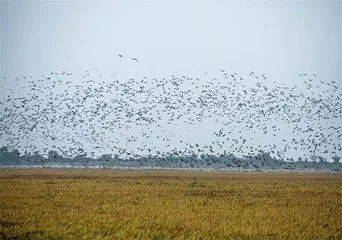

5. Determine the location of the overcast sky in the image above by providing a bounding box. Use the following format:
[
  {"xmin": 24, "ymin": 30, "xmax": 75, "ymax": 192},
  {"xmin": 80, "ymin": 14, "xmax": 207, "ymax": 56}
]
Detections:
[
  {"xmin": 1, "ymin": 0, "xmax": 341, "ymax": 81},
  {"xmin": 0, "ymin": 1, "xmax": 341, "ymax": 160}
]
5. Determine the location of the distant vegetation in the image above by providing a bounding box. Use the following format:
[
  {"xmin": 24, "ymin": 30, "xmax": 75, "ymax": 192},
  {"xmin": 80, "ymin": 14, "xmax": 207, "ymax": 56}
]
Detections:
[
  {"xmin": 1, "ymin": 146, "xmax": 341, "ymax": 171},
  {"xmin": 1, "ymin": 169, "xmax": 341, "ymax": 239}
]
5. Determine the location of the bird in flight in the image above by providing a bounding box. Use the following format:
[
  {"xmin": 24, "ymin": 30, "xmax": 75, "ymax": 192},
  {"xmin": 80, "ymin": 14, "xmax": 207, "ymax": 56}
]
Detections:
[
  {"xmin": 131, "ymin": 58, "xmax": 138, "ymax": 62},
  {"xmin": 118, "ymin": 54, "xmax": 123, "ymax": 58}
]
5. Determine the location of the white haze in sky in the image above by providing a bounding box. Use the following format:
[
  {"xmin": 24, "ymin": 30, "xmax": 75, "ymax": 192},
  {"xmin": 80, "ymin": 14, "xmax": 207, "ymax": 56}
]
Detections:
[
  {"xmin": 0, "ymin": 0, "xmax": 341, "ymax": 161},
  {"xmin": 1, "ymin": 0, "xmax": 341, "ymax": 80}
]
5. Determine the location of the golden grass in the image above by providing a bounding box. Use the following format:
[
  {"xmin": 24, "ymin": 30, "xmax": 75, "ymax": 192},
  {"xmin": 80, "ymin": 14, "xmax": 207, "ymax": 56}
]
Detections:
[{"xmin": 1, "ymin": 169, "xmax": 341, "ymax": 239}]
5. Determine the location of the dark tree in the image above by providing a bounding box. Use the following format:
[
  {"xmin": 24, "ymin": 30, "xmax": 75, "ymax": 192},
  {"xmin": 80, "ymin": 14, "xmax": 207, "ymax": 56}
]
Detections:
[
  {"xmin": 332, "ymin": 155, "xmax": 341, "ymax": 163},
  {"xmin": 0, "ymin": 146, "xmax": 8, "ymax": 154}
]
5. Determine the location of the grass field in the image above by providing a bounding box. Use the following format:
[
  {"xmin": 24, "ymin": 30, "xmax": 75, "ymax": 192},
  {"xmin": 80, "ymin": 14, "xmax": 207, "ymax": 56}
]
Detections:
[{"xmin": 0, "ymin": 169, "xmax": 341, "ymax": 239}]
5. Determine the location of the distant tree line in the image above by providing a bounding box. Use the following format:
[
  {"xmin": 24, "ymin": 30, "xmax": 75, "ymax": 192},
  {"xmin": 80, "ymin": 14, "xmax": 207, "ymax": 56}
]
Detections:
[{"xmin": 0, "ymin": 146, "xmax": 341, "ymax": 171}]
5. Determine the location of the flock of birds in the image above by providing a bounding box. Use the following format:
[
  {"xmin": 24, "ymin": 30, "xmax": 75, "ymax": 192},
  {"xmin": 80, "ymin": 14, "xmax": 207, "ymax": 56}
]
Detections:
[{"xmin": 0, "ymin": 59, "xmax": 341, "ymax": 163}]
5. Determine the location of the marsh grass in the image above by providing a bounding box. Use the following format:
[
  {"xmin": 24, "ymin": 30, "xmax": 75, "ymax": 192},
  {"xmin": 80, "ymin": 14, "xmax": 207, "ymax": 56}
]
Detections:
[{"xmin": 1, "ymin": 169, "xmax": 341, "ymax": 239}]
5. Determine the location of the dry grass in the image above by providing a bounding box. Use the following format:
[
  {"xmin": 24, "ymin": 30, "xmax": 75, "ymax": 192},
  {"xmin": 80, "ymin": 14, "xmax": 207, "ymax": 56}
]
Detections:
[{"xmin": 1, "ymin": 169, "xmax": 341, "ymax": 239}]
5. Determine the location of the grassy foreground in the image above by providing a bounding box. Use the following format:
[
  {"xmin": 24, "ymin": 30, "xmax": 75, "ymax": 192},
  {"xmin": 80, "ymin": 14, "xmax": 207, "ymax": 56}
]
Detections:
[{"xmin": 0, "ymin": 169, "xmax": 341, "ymax": 239}]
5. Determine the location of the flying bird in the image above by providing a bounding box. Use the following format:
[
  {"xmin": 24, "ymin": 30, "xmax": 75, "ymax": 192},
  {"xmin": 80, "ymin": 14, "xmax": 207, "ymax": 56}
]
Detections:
[{"xmin": 131, "ymin": 58, "xmax": 138, "ymax": 62}]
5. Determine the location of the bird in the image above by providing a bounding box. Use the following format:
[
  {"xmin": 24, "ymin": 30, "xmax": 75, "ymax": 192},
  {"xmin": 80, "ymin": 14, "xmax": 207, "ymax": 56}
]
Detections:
[
  {"xmin": 131, "ymin": 58, "xmax": 138, "ymax": 62},
  {"xmin": 0, "ymin": 67, "xmax": 340, "ymax": 171}
]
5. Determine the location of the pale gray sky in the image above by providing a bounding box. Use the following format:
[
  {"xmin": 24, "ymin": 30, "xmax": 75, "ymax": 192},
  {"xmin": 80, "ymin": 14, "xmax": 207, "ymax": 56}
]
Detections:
[
  {"xmin": 0, "ymin": 0, "xmax": 341, "ymax": 161},
  {"xmin": 1, "ymin": 0, "xmax": 341, "ymax": 80}
]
